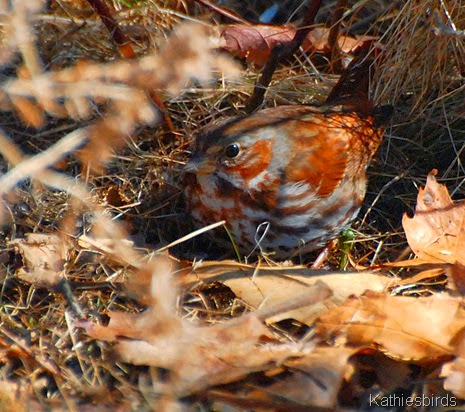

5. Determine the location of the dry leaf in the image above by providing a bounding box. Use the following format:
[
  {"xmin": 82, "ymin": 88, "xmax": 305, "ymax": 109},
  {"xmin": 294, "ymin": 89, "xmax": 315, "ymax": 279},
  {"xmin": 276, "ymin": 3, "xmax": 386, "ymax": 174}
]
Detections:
[
  {"xmin": 9, "ymin": 233, "xmax": 67, "ymax": 288},
  {"xmin": 114, "ymin": 315, "xmax": 298, "ymax": 396},
  {"xmin": 80, "ymin": 258, "xmax": 319, "ymax": 396},
  {"xmin": 442, "ymin": 318, "xmax": 465, "ymax": 399},
  {"xmin": 361, "ymin": 352, "xmax": 411, "ymax": 391},
  {"xmin": 442, "ymin": 359, "xmax": 465, "ymax": 399},
  {"xmin": 316, "ymin": 292, "xmax": 465, "ymax": 361},
  {"xmin": 181, "ymin": 260, "xmax": 391, "ymax": 324},
  {"xmin": 273, "ymin": 346, "xmax": 357, "ymax": 408},
  {"xmin": 77, "ymin": 234, "xmax": 140, "ymax": 268},
  {"xmin": 403, "ymin": 170, "xmax": 465, "ymax": 265},
  {"xmin": 220, "ymin": 24, "xmax": 376, "ymax": 67}
]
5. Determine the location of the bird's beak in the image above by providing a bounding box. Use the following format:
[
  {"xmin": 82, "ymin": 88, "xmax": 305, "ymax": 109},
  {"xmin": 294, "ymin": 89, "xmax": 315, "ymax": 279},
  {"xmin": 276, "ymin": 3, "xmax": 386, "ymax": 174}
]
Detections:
[{"xmin": 183, "ymin": 157, "xmax": 216, "ymax": 175}]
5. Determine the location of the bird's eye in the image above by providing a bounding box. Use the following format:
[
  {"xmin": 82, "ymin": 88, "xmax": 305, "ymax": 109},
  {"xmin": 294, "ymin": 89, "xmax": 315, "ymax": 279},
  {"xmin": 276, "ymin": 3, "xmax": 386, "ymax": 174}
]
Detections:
[{"xmin": 224, "ymin": 143, "xmax": 241, "ymax": 159}]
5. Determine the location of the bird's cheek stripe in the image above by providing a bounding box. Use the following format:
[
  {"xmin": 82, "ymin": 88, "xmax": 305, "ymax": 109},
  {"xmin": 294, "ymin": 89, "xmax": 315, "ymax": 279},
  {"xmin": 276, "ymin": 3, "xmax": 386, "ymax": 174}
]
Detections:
[{"xmin": 228, "ymin": 140, "xmax": 273, "ymax": 180}]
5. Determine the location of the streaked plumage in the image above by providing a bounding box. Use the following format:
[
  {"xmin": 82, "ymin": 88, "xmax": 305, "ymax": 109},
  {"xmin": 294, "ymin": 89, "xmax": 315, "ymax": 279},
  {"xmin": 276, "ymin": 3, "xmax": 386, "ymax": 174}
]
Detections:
[{"xmin": 184, "ymin": 104, "xmax": 388, "ymax": 257}]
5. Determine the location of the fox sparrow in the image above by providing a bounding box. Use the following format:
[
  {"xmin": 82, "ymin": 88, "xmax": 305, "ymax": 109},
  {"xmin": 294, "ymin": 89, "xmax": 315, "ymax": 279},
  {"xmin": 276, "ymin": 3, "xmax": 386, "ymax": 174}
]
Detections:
[{"xmin": 184, "ymin": 103, "xmax": 390, "ymax": 258}]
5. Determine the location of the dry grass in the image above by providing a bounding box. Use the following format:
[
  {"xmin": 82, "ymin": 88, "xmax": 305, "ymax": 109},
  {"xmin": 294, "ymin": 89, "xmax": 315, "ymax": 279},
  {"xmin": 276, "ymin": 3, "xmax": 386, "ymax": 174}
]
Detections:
[{"xmin": 0, "ymin": 0, "xmax": 463, "ymax": 410}]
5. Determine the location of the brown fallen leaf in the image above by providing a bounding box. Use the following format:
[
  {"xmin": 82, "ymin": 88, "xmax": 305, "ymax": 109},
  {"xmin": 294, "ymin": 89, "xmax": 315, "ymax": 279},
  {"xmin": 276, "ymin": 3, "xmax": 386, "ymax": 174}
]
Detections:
[
  {"xmin": 274, "ymin": 346, "xmax": 357, "ymax": 408},
  {"xmin": 355, "ymin": 351, "xmax": 412, "ymax": 392},
  {"xmin": 403, "ymin": 169, "xmax": 465, "ymax": 265},
  {"xmin": 80, "ymin": 258, "xmax": 332, "ymax": 396},
  {"xmin": 113, "ymin": 315, "xmax": 301, "ymax": 396},
  {"xmin": 9, "ymin": 233, "xmax": 67, "ymax": 288},
  {"xmin": 180, "ymin": 260, "xmax": 391, "ymax": 325},
  {"xmin": 442, "ymin": 317, "xmax": 465, "ymax": 398},
  {"xmin": 207, "ymin": 346, "xmax": 412, "ymax": 409},
  {"xmin": 442, "ymin": 358, "xmax": 465, "ymax": 399},
  {"xmin": 77, "ymin": 234, "xmax": 141, "ymax": 268},
  {"xmin": 316, "ymin": 291, "xmax": 465, "ymax": 361},
  {"xmin": 206, "ymin": 347, "xmax": 355, "ymax": 409},
  {"xmin": 220, "ymin": 24, "xmax": 376, "ymax": 67}
]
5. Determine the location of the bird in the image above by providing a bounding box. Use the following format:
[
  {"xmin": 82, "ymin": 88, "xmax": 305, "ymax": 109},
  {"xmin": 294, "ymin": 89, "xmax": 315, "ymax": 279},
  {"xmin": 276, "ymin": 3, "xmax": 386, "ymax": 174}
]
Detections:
[{"xmin": 184, "ymin": 48, "xmax": 392, "ymax": 259}]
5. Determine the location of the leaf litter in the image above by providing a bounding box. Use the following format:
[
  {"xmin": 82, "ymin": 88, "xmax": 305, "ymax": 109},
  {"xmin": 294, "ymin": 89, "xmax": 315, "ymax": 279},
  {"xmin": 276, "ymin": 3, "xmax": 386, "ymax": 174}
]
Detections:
[
  {"xmin": 0, "ymin": 0, "xmax": 464, "ymax": 410},
  {"xmin": 79, "ymin": 256, "xmax": 332, "ymax": 397}
]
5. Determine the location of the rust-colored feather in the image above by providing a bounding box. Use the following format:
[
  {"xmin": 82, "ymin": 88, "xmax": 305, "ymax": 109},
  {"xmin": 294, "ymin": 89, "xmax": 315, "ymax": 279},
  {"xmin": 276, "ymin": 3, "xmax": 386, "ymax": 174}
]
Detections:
[{"xmin": 184, "ymin": 44, "xmax": 392, "ymax": 258}]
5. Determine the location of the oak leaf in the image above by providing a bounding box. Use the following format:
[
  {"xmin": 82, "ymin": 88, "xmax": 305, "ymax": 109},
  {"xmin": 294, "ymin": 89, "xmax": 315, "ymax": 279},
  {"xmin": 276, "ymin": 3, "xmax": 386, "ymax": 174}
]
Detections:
[
  {"xmin": 403, "ymin": 169, "xmax": 465, "ymax": 265},
  {"xmin": 80, "ymin": 258, "xmax": 322, "ymax": 396},
  {"xmin": 180, "ymin": 260, "xmax": 391, "ymax": 325},
  {"xmin": 316, "ymin": 292, "xmax": 465, "ymax": 361},
  {"xmin": 9, "ymin": 233, "xmax": 67, "ymax": 288}
]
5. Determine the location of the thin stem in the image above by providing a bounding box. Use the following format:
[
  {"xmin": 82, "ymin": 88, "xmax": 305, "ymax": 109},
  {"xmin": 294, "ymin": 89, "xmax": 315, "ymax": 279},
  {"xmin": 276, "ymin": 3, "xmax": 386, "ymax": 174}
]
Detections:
[{"xmin": 245, "ymin": 0, "xmax": 322, "ymax": 113}]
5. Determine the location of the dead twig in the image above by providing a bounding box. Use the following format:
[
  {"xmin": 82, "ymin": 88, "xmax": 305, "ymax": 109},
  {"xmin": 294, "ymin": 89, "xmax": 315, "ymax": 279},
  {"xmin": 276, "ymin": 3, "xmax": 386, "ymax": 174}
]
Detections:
[
  {"xmin": 85, "ymin": 0, "xmax": 175, "ymax": 135},
  {"xmin": 192, "ymin": 0, "xmax": 249, "ymax": 25},
  {"xmin": 327, "ymin": 0, "xmax": 348, "ymax": 73},
  {"xmin": 245, "ymin": 0, "xmax": 322, "ymax": 113},
  {"xmin": 85, "ymin": 0, "xmax": 136, "ymax": 59}
]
